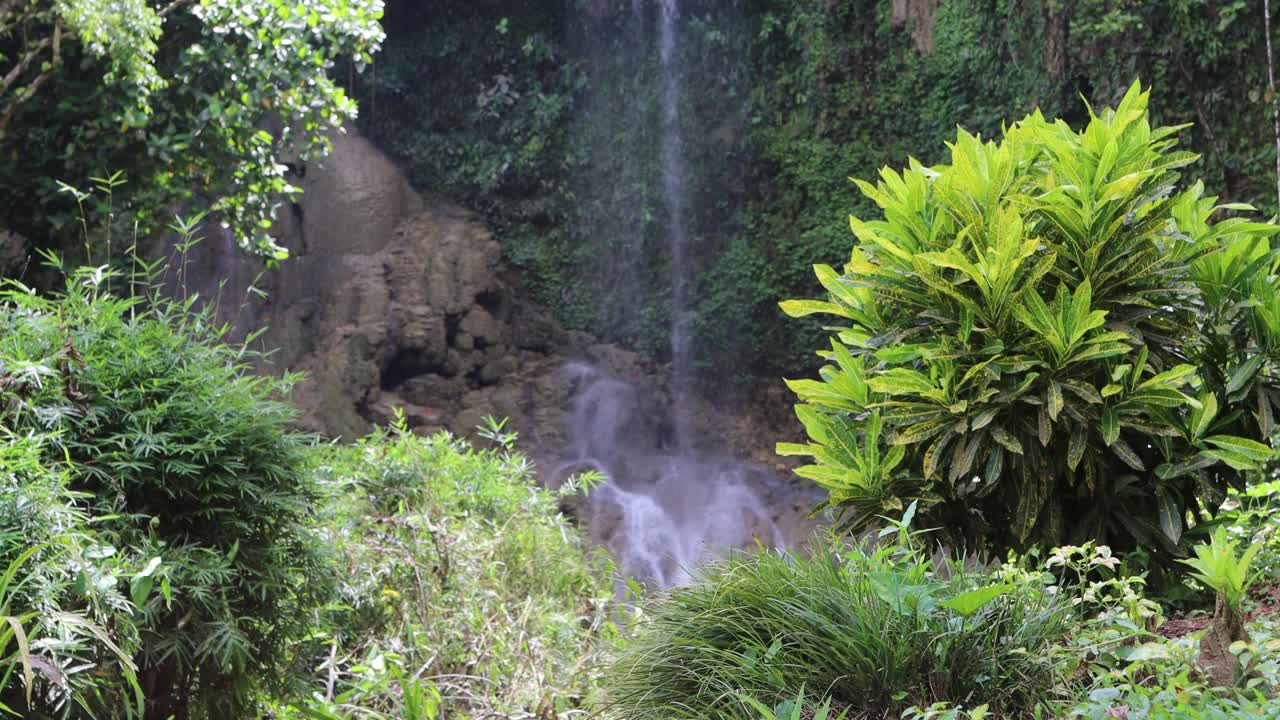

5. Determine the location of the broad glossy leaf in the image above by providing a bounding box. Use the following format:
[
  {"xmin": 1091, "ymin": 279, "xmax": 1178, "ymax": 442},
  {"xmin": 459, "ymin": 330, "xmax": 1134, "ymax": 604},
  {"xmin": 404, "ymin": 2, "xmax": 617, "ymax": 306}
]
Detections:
[
  {"xmin": 940, "ymin": 584, "xmax": 1015, "ymax": 617},
  {"xmin": 1203, "ymin": 435, "xmax": 1274, "ymax": 463}
]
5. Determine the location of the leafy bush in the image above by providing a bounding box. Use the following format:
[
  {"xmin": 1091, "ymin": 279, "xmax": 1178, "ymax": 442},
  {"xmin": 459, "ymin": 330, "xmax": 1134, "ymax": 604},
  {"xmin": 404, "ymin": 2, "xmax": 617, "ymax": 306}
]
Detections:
[
  {"xmin": 0, "ymin": 260, "xmax": 322, "ymax": 718},
  {"xmin": 781, "ymin": 81, "xmax": 1278, "ymax": 558},
  {"xmin": 1, "ymin": 0, "xmax": 384, "ymax": 257},
  {"xmin": 278, "ymin": 419, "xmax": 611, "ymax": 719},
  {"xmin": 0, "ymin": 433, "xmax": 141, "ymax": 717},
  {"xmin": 1181, "ymin": 528, "xmax": 1261, "ymax": 616},
  {"xmin": 600, "ymin": 514, "xmax": 1074, "ymax": 719},
  {"xmin": 1065, "ymin": 611, "xmax": 1280, "ymax": 720}
]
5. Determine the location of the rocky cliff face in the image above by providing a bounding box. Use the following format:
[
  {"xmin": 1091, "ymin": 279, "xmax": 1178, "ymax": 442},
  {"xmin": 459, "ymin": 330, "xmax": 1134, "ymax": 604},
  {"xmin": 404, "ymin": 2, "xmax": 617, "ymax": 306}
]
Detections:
[
  {"xmin": 173, "ymin": 127, "xmax": 820, "ymax": 553},
  {"xmin": 0, "ymin": 230, "xmax": 29, "ymax": 276}
]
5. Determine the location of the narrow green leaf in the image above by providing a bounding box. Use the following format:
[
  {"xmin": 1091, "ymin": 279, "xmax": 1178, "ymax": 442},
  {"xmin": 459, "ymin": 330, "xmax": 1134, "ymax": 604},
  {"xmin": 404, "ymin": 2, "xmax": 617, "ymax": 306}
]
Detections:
[
  {"xmin": 779, "ymin": 299, "xmax": 852, "ymax": 318},
  {"xmin": 989, "ymin": 425, "xmax": 1023, "ymax": 455},
  {"xmin": 1203, "ymin": 435, "xmax": 1274, "ymax": 463},
  {"xmin": 1067, "ymin": 427, "xmax": 1086, "ymax": 471},
  {"xmin": 1110, "ymin": 437, "xmax": 1145, "ymax": 470},
  {"xmin": 1226, "ymin": 355, "xmax": 1265, "ymax": 396},
  {"xmin": 1047, "ymin": 380, "xmax": 1064, "ymax": 421},
  {"xmin": 1102, "ymin": 407, "xmax": 1119, "ymax": 446},
  {"xmin": 971, "ymin": 407, "xmax": 999, "ymax": 430},
  {"xmin": 1192, "ymin": 392, "xmax": 1219, "ymax": 440},
  {"xmin": 1156, "ymin": 487, "xmax": 1183, "ymax": 545},
  {"xmin": 922, "ymin": 432, "xmax": 954, "ymax": 478}
]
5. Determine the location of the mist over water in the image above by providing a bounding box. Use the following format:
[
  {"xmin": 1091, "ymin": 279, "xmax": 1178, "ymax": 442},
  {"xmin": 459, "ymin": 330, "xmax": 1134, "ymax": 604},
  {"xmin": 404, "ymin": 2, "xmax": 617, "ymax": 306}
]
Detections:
[{"xmin": 556, "ymin": 364, "xmax": 785, "ymax": 588}]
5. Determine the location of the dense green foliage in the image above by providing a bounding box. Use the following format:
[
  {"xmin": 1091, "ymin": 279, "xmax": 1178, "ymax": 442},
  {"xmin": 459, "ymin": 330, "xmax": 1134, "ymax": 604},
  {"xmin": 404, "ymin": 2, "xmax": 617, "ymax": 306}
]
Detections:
[
  {"xmin": 354, "ymin": 0, "xmax": 1280, "ymax": 380},
  {"xmin": 602, "ymin": 524, "xmax": 1075, "ymax": 719},
  {"xmin": 782, "ymin": 83, "xmax": 1279, "ymax": 559},
  {"xmin": 0, "ymin": 433, "xmax": 142, "ymax": 716},
  {"xmin": 604, "ymin": 505, "xmax": 1280, "ymax": 719},
  {"xmin": 276, "ymin": 421, "xmax": 611, "ymax": 719},
  {"xmin": 0, "ymin": 260, "xmax": 610, "ymax": 718},
  {"xmin": 0, "ymin": 0, "xmax": 384, "ymax": 257},
  {"xmin": 0, "ymin": 261, "xmax": 322, "ymax": 717},
  {"xmin": 3, "ymin": 255, "xmax": 1279, "ymax": 718},
  {"xmin": 8, "ymin": 0, "xmax": 1280, "ymax": 716}
]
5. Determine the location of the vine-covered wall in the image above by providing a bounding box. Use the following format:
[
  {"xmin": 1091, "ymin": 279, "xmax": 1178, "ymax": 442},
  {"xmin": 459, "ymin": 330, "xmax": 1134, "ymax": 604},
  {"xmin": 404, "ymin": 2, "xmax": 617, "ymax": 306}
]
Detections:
[{"xmin": 352, "ymin": 0, "xmax": 1276, "ymax": 381}]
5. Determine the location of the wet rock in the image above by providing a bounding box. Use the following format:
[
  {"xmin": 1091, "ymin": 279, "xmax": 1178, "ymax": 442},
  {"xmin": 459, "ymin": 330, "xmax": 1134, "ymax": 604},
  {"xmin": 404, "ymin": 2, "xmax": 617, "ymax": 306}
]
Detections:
[
  {"xmin": 461, "ymin": 307, "xmax": 500, "ymax": 346},
  {"xmin": 0, "ymin": 230, "xmax": 29, "ymax": 275},
  {"xmin": 398, "ymin": 373, "xmax": 468, "ymax": 408}
]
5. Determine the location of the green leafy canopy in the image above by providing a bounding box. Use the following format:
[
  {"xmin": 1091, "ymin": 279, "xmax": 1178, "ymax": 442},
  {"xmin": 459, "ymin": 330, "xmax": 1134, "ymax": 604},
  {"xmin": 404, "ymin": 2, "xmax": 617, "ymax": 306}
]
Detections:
[
  {"xmin": 1, "ymin": 0, "xmax": 385, "ymax": 258},
  {"xmin": 782, "ymin": 80, "xmax": 1280, "ymax": 558}
]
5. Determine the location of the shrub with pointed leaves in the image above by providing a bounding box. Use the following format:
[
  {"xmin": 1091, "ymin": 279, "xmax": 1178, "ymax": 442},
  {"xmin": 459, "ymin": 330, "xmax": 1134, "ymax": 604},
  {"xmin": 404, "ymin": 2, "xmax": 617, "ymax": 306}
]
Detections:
[
  {"xmin": 781, "ymin": 81, "xmax": 1280, "ymax": 558},
  {"xmin": 0, "ymin": 259, "xmax": 323, "ymax": 718}
]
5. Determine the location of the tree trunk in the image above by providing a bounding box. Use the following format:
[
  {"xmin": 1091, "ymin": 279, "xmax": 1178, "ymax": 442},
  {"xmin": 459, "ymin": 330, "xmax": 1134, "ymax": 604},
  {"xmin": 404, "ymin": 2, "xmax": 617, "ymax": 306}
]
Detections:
[{"xmin": 1197, "ymin": 595, "xmax": 1250, "ymax": 687}]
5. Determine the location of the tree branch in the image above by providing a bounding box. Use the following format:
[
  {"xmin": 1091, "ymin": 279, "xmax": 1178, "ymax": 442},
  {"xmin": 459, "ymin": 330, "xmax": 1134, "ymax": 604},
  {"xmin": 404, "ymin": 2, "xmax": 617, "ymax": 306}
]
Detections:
[
  {"xmin": 2, "ymin": 36, "xmax": 51, "ymax": 98},
  {"xmin": 158, "ymin": 0, "xmax": 196, "ymax": 19},
  {"xmin": 0, "ymin": 66, "xmax": 53, "ymax": 135},
  {"xmin": 1266, "ymin": 0, "xmax": 1280, "ymax": 209}
]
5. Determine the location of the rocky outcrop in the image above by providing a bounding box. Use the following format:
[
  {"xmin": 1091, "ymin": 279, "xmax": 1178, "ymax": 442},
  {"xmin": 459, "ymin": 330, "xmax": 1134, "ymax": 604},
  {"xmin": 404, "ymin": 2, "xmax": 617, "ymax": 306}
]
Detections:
[
  {"xmin": 171, "ymin": 126, "xmax": 821, "ymax": 553},
  {"xmin": 891, "ymin": 0, "xmax": 941, "ymax": 54},
  {"xmin": 0, "ymin": 229, "xmax": 29, "ymax": 276}
]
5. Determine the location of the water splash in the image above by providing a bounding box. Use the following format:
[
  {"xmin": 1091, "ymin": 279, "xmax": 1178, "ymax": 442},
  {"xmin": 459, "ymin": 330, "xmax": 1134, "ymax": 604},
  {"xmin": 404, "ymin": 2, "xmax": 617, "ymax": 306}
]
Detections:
[{"xmin": 558, "ymin": 364, "xmax": 784, "ymax": 588}]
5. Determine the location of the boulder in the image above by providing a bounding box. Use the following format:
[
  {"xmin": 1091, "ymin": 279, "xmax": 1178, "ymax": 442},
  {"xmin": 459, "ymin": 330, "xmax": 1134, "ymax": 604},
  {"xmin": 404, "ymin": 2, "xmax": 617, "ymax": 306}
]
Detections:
[{"xmin": 0, "ymin": 230, "xmax": 29, "ymax": 275}]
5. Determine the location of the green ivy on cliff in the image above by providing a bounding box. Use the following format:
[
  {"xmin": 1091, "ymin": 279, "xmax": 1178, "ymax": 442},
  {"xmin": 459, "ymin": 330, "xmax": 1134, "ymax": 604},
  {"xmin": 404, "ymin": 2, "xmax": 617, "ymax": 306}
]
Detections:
[{"xmin": 356, "ymin": 0, "xmax": 1280, "ymax": 382}]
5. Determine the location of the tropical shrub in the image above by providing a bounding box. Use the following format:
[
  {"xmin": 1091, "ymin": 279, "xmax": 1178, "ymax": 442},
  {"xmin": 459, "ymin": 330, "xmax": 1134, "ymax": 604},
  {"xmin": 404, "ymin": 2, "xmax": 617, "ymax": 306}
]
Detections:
[
  {"xmin": 278, "ymin": 419, "xmax": 611, "ymax": 719},
  {"xmin": 0, "ymin": 259, "xmax": 322, "ymax": 718},
  {"xmin": 0, "ymin": 433, "xmax": 142, "ymax": 717},
  {"xmin": 601, "ymin": 516, "xmax": 1074, "ymax": 719},
  {"xmin": 781, "ymin": 81, "xmax": 1279, "ymax": 558}
]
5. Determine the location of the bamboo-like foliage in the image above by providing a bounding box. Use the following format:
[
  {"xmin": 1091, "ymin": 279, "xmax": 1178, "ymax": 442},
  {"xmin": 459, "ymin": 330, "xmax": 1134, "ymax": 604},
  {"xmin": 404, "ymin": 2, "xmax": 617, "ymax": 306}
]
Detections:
[
  {"xmin": 1, "ymin": 259, "xmax": 321, "ymax": 718},
  {"xmin": 781, "ymin": 81, "xmax": 1280, "ymax": 555}
]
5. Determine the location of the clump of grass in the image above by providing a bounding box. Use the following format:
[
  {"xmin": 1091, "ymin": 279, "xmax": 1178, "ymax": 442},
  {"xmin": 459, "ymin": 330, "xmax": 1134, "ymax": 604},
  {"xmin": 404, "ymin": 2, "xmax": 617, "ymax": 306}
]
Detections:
[
  {"xmin": 281, "ymin": 416, "xmax": 613, "ymax": 719},
  {"xmin": 601, "ymin": 523, "xmax": 1075, "ymax": 719}
]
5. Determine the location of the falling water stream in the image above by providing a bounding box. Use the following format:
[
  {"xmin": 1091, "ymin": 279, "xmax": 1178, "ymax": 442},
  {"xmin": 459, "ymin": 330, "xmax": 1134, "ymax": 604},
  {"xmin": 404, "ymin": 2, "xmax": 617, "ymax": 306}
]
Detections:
[
  {"xmin": 657, "ymin": 0, "xmax": 692, "ymax": 441},
  {"xmin": 555, "ymin": 1, "xmax": 795, "ymax": 589}
]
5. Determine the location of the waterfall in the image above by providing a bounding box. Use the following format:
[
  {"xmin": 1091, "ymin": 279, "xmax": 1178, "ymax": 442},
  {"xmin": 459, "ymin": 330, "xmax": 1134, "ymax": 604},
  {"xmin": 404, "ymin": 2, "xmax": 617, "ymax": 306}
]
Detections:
[
  {"xmin": 561, "ymin": 1, "xmax": 796, "ymax": 590},
  {"xmin": 657, "ymin": 0, "xmax": 692, "ymax": 439}
]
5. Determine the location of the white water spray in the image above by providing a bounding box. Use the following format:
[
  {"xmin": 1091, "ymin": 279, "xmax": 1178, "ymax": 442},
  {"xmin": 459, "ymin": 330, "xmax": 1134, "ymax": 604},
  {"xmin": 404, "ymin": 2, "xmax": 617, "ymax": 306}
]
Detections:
[{"xmin": 558, "ymin": 364, "xmax": 785, "ymax": 589}]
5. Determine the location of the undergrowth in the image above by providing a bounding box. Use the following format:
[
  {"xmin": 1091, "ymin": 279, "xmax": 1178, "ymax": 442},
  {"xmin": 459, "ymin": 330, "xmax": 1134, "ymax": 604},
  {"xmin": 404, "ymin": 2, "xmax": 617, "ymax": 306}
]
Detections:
[
  {"xmin": 602, "ymin": 511, "xmax": 1076, "ymax": 720},
  {"xmin": 277, "ymin": 417, "xmax": 613, "ymax": 719}
]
